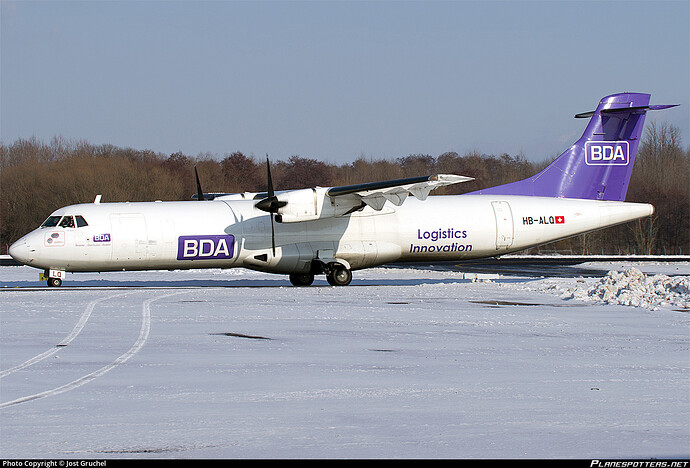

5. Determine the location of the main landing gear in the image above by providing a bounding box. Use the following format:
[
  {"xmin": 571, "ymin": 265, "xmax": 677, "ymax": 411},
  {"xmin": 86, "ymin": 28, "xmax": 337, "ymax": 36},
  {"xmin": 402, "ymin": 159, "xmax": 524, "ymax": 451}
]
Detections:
[
  {"xmin": 288, "ymin": 263, "xmax": 353, "ymax": 287},
  {"xmin": 289, "ymin": 273, "xmax": 315, "ymax": 286},
  {"xmin": 326, "ymin": 264, "xmax": 352, "ymax": 286}
]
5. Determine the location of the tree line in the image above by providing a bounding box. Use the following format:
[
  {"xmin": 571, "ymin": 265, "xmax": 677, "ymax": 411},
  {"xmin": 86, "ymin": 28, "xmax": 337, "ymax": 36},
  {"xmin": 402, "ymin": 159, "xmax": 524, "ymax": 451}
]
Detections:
[{"xmin": 1, "ymin": 122, "xmax": 688, "ymax": 255}]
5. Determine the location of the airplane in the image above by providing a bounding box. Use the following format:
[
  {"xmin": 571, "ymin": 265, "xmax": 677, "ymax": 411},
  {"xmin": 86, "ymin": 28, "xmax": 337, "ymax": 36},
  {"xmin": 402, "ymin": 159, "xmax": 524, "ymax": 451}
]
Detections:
[{"xmin": 8, "ymin": 92, "xmax": 678, "ymax": 287}]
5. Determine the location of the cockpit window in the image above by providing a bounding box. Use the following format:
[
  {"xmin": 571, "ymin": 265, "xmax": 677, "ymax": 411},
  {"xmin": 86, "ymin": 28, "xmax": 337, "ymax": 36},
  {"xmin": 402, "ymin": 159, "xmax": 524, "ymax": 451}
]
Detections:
[
  {"xmin": 59, "ymin": 216, "xmax": 75, "ymax": 228},
  {"xmin": 41, "ymin": 216, "xmax": 62, "ymax": 228},
  {"xmin": 41, "ymin": 215, "xmax": 88, "ymax": 228}
]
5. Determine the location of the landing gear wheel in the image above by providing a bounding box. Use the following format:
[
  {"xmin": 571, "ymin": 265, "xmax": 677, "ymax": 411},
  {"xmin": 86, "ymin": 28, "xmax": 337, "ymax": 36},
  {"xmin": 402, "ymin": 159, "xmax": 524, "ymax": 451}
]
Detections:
[
  {"xmin": 289, "ymin": 273, "xmax": 314, "ymax": 286},
  {"xmin": 326, "ymin": 265, "xmax": 352, "ymax": 286},
  {"xmin": 47, "ymin": 277, "xmax": 62, "ymax": 287}
]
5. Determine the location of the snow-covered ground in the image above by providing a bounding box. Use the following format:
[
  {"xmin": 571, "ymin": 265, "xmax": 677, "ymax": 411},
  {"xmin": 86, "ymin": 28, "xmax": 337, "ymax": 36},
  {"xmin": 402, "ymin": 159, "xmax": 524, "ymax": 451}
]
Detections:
[
  {"xmin": 1, "ymin": 263, "xmax": 688, "ymax": 459},
  {"xmin": 503, "ymin": 263, "xmax": 689, "ymax": 310}
]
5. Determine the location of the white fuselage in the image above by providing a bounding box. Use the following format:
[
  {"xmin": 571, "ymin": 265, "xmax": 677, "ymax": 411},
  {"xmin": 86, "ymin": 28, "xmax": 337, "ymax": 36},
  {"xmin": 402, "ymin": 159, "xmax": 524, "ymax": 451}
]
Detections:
[{"xmin": 10, "ymin": 195, "xmax": 653, "ymax": 275}]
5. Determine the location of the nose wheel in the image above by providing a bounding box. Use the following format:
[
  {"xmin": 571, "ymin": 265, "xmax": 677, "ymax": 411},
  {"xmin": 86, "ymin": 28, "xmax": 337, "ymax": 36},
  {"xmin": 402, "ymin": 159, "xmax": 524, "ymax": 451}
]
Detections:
[
  {"xmin": 44, "ymin": 269, "xmax": 65, "ymax": 287},
  {"xmin": 47, "ymin": 277, "xmax": 63, "ymax": 287}
]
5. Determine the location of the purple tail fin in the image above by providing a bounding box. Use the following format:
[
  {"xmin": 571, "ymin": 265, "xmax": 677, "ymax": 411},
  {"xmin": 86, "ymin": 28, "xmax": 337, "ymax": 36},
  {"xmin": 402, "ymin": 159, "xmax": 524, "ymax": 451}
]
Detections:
[{"xmin": 471, "ymin": 93, "xmax": 678, "ymax": 201}]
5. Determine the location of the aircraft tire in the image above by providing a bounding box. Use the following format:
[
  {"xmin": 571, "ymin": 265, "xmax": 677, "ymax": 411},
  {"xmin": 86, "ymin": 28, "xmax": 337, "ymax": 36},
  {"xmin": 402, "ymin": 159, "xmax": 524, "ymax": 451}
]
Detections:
[
  {"xmin": 289, "ymin": 273, "xmax": 314, "ymax": 286},
  {"xmin": 326, "ymin": 265, "xmax": 352, "ymax": 286},
  {"xmin": 47, "ymin": 277, "xmax": 62, "ymax": 287}
]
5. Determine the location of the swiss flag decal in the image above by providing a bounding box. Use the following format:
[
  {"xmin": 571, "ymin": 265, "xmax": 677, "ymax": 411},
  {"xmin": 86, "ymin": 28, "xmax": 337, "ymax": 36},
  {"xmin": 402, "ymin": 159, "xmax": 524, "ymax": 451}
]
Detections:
[{"xmin": 555, "ymin": 216, "xmax": 565, "ymax": 224}]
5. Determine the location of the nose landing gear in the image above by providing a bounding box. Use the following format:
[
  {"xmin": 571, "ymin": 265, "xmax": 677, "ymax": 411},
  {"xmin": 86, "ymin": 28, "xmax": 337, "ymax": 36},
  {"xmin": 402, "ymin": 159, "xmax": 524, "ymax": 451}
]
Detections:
[
  {"xmin": 43, "ymin": 269, "xmax": 65, "ymax": 287},
  {"xmin": 47, "ymin": 277, "xmax": 63, "ymax": 287}
]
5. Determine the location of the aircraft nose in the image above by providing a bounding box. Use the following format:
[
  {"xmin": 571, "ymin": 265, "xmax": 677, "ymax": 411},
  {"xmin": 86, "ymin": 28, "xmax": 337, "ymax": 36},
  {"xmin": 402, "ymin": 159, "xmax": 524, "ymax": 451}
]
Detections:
[{"xmin": 8, "ymin": 239, "xmax": 34, "ymax": 265}]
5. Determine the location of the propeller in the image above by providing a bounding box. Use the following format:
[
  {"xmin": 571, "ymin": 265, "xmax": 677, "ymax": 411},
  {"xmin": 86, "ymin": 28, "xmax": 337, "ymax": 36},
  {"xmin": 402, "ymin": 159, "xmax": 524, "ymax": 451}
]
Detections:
[
  {"xmin": 255, "ymin": 156, "xmax": 286, "ymax": 255},
  {"xmin": 194, "ymin": 165, "xmax": 205, "ymax": 201}
]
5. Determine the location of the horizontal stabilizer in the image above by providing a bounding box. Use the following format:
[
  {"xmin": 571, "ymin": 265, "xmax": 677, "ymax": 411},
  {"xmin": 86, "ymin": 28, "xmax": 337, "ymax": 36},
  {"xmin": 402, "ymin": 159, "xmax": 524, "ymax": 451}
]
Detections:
[{"xmin": 575, "ymin": 104, "xmax": 678, "ymax": 119}]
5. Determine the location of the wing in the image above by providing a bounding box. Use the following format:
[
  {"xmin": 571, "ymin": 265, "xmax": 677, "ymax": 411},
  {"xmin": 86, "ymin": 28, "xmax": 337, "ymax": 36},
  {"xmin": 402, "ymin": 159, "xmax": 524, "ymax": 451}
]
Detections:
[
  {"xmin": 326, "ymin": 174, "xmax": 473, "ymax": 210},
  {"xmin": 263, "ymin": 174, "xmax": 473, "ymax": 223}
]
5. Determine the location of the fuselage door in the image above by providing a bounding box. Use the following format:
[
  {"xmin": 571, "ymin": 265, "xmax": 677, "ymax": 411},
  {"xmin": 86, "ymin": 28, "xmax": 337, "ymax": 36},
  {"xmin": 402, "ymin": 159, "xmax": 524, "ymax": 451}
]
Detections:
[
  {"xmin": 110, "ymin": 214, "xmax": 148, "ymax": 262},
  {"xmin": 491, "ymin": 201, "xmax": 514, "ymax": 250}
]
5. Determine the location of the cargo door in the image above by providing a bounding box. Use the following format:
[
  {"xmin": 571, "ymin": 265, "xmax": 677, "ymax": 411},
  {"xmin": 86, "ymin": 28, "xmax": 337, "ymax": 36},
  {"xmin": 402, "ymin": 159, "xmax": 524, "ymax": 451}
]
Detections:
[
  {"xmin": 110, "ymin": 214, "xmax": 148, "ymax": 262},
  {"xmin": 491, "ymin": 201, "xmax": 514, "ymax": 250}
]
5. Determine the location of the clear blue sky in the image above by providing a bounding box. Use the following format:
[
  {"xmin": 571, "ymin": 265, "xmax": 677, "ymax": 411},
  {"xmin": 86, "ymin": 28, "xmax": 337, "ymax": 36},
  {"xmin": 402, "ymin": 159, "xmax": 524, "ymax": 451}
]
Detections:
[{"xmin": 2, "ymin": 0, "xmax": 688, "ymax": 164}]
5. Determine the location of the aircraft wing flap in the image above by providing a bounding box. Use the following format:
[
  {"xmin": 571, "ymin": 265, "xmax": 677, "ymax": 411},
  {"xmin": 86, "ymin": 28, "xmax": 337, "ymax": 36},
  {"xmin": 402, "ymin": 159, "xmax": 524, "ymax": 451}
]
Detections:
[{"xmin": 327, "ymin": 174, "xmax": 473, "ymax": 211}]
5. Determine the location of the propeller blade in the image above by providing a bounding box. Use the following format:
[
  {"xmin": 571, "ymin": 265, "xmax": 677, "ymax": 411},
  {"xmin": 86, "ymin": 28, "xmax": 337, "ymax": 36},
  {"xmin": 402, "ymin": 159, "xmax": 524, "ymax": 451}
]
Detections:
[
  {"xmin": 270, "ymin": 213, "xmax": 276, "ymax": 256},
  {"xmin": 266, "ymin": 156, "xmax": 275, "ymax": 199},
  {"xmin": 194, "ymin": 165, "xmax": 204, "ymax": 201},
  {"xmin": 255, "ymin": 156, "xmax": 287, "ymax": 213},
  {"xmin": 259, "ymin": 156, "xmax": 278, "ymax": 256}
]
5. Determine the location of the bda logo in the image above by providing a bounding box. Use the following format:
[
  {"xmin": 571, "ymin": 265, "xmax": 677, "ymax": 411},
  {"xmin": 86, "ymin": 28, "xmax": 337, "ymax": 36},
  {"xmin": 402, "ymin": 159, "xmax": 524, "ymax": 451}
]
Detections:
[
  {"xmin": 93, "ymin": 233, "xmax": 111, "ymax": 243},
  {"xmin": 177, "ymin": 235, "xmax": 235, "ymax": 260},
  {"xmin": 585, "ymin": 141, "xmax": 629, "ymax": 166}
]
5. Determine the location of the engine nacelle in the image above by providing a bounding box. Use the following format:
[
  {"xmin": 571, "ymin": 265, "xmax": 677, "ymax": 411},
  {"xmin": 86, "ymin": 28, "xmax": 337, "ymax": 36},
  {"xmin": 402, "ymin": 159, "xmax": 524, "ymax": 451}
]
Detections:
[{"xmin": 275, "ymin": 188, "xmax": 356, "ymax": 223}]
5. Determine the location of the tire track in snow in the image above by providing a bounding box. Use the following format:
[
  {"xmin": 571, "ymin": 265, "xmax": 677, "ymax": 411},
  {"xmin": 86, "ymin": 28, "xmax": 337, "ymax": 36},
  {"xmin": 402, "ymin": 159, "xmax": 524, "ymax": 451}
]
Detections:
[
  {"xmin": 0, "ymin": 292, "xmax": 183, "ymax": 409},
  {"xmin": 0, "ymin": 292, "xmax": 130, "ymax": 379}
]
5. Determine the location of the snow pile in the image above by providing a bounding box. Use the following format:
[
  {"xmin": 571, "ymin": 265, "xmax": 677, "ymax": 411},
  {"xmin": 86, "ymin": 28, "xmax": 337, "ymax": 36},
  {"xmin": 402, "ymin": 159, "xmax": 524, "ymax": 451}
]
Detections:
[{"xmin": 557, "ymin": 268, "xmax": 689, "ymax": 309}]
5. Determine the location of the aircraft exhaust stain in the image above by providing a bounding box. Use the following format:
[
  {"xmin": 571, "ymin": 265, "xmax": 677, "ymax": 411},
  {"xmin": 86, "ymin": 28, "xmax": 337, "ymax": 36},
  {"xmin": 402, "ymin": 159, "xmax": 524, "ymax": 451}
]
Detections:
[
  {"xmin": 471, "ymin": 300, "xmax": 541, "ymax": 307},
  {"xmin": 471, "ymin": 300, "xmax": 580, "ymax": 308},
  {"xmin": 210, "ymin": 332, "xmax": 271, "ymax": 340}
]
